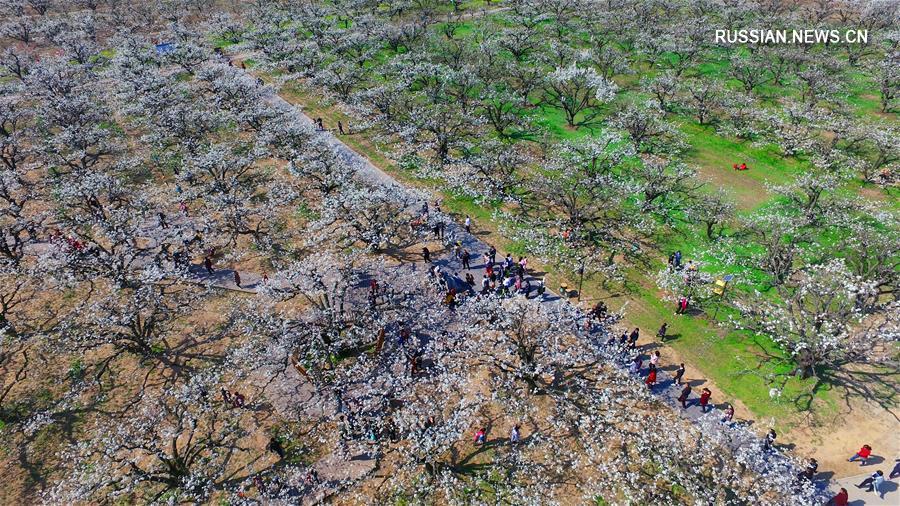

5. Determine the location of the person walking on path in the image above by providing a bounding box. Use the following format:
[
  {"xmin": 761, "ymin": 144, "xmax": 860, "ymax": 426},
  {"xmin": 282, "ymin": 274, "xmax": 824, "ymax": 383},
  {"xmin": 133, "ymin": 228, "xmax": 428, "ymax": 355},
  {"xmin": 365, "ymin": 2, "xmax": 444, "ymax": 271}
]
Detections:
[
  {"xmin": 796, "ymin": 458, "xmax": 817, "ymax": 481},
  {"xmin": 233, "ymin": 270, "xmax": 241, "ymax": 288},
  {"xmin": 656, "ymin": 322, "xmax": 667, "ymax": 341},
  {"xmin": 645, "ymin": 364, "xmax": 657, "ymax": 388},
  {"xmin": 678, "ymin": 384, "xmax": 692, "ymax": 408},
  {"xmin": 204, "ymin": 256, "xmax": 214, "ymax": 275},
  {"xmin": 462, "ymin": 249, "xmax": 470, "ymax": 269},
  {"xmin": 649, "ymin": 351, "xmax": 660, "ymax": 368},
  {"xmin": 699, "ymin": 388, "xmax": 712, "ymax": 413},
  {"xmin": 338, "ymin": 121, "xmax": 345, "ymax": 135},
  {"xmin": 488, "ymin": 246, "xmax": 497, "ymax": 266},
  {"xmin": 422, "ymin": 247, "xmax": 431, "ymax": 263},
  {"xmin": 628, "ymin": 328, "xmax": 640, "ymax": 349},
  {"xmin": 849, "ymin": 445, "xmax": 872, "ymax": 466},
  {"xmin": 673, "ymin": 363, "xmax": 686, "ymax": 385},
  {"xmin": 763, "ymin": 429, "xmax": 777, "ymax": 452},
  {"xmin": 510, "ymin": 424, "xmax": 520, "ymax": 444},
  {"xmin": 464, "ymin": 216, "xmax": 471, "ymax": 233},
  {"xmin": 826, "ymin": 488, "xmax": 848, "ymax": 506},
  {"xmin": 629, "ymin": 356, "xmax": 642, "ymax": 375}
]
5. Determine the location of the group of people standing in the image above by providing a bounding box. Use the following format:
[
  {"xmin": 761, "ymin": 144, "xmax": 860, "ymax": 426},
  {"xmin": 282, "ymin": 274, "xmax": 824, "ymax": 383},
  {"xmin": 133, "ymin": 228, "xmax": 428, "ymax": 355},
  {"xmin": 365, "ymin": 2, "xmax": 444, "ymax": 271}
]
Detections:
[
  {"xmin": 478, "ymin": 252, "xmax": 541, "ymax": 299},
  {"xmin": 473, "ymin": 424, "xmax": 522, "ymax": 447},
  {"xmin": 610, "ymin": 322, "xmax": 759, "ymax": 437},
  {"xmin": 419, "ymin": 206, "xmax": 544, "ymax": 305},
  {"xmin": 667, "ymin": 250, "xmax": 699, "ymax": 315},
  {"xmin": 621, "ymin": 340, "xmax": 721, "ymax": 416}
]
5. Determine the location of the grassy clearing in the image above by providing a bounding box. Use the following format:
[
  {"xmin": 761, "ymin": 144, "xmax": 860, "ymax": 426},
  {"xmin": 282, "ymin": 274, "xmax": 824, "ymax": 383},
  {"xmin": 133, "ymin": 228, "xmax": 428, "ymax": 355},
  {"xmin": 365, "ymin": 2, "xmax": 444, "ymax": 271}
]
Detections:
[
  {"xmin": 676, "ymin": 121, "xmax": 806, "ymax": 209},
  {"xmin": 473, "ymin": 80, "xmax": 840, "ymax": 424},
  {"xmin": 487, "ymin": 35, "xmax": 891, "ymax": 429}
]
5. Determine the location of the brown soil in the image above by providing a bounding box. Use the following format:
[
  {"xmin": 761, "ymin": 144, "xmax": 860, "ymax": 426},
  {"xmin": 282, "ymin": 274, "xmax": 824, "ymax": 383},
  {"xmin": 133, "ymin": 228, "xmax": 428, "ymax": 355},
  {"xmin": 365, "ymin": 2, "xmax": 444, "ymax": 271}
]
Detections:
[{"xmin": 789, "ymin": 400, "xmax": 899, "ymax": 479}]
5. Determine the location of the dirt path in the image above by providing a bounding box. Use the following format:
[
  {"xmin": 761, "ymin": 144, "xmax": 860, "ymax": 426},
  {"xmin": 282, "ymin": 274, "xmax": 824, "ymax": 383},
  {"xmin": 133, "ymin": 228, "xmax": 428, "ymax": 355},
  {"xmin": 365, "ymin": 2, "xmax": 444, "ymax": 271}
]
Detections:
[{"xmin": 835, "ymin": 471, "xmax": 899, "ymax": 505}]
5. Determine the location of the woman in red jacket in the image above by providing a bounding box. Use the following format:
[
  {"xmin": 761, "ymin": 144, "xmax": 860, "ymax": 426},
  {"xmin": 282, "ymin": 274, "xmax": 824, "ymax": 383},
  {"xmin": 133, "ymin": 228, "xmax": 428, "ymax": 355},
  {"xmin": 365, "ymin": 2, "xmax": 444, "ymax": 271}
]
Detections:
[
  {"xmin": 826, "ymin": 487, "xmax": 848, "ymax": 506},
  {"xmin": 645, "ymin": 364, "xmax": 657, "ymax": 388},
  {"xmin": 699, "ymin": 388, "xmax": 712, "ymax": 413},
  {"xmin": 848, "ymin": 444, "xmax": 872, "ymax": 466}
]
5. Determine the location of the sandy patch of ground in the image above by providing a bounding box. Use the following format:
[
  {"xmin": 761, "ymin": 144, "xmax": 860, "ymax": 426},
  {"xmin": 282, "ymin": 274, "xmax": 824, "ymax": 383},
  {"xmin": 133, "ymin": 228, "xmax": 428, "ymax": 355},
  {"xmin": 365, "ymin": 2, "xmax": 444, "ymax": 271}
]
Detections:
[{"xmin": 789, "ymin": 401, "xmax": 899, "ymax": 479}]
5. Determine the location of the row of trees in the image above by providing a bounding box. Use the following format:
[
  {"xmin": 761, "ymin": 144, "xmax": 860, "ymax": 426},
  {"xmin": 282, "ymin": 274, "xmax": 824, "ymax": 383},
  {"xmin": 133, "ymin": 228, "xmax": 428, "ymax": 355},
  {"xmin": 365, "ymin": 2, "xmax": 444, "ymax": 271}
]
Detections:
[
  {"xmin": 0, "ymin": 33, "xmax": 819, "ymax": 502},
  {"xmin": 242, "ymin": 0, "xmax": 898, "ymax": 182}
]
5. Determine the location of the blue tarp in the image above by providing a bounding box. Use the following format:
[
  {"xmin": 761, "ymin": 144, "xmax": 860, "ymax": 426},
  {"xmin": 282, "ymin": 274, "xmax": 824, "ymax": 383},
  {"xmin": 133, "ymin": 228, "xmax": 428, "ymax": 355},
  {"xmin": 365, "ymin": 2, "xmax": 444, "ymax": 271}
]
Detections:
[{"xmin": 155, "ymin": 43, "xmax": 175, "ymax": 54}]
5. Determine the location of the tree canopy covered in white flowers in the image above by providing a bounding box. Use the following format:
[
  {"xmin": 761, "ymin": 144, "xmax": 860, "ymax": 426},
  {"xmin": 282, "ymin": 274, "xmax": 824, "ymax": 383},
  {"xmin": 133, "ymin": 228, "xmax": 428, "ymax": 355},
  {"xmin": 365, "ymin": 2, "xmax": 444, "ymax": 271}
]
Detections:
[{"xmin": 0, "ymin": 0, "xmax": 896, "ymax": 504}]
